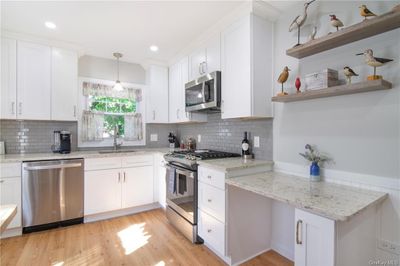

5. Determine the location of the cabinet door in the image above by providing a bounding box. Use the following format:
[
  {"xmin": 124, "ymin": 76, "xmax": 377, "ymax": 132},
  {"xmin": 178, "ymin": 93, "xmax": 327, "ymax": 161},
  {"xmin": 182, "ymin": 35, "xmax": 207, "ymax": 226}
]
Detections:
[
  {"xmin": 221, "ymin": 16, "xmax": 251, "ymax": 119},
  {"xmin": 17, "ymin": 41, "xmax": 51, "ymax": 120},
  {"xmin": 1, "ymin": 38, "xmax": 17, "ymax": 119},
  {"xmin": 205, "ymin": 34, "xmax": 221, "ymax": 74},
  {"xmin": 84, "ymin": 169, "xmax": 121, "ymax": 215},
  {"xmin": 0, "ymin": 177, "xmax": 21, "ymax": 229},
  {"xmin": 146, "ymin": 65, "xmax": 169, "ymax": 123},
  {"xmin": 51, "ymin": 48, "xmax": 78, "ymax": 121},
  {"xmin": 295, "ymin": 209, "xmax": 335, "ymax": 266},
  {"xmin": 168, "ymin": 62, "xmax": 180, "ymax": 123},
  {"xmin": 189, "ymin": 48, "xmax": 206, "ymax": 80},
  {"xmin": 121, "ymin": 165, "xmax": 154, "ymax": 208}
]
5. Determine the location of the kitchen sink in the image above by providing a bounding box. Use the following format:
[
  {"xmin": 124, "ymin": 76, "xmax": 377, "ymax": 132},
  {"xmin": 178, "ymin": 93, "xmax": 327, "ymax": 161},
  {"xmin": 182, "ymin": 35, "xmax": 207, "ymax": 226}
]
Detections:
[{"xmin": 98, "ymin": 150, "xmax": 137, "ymax": 154}]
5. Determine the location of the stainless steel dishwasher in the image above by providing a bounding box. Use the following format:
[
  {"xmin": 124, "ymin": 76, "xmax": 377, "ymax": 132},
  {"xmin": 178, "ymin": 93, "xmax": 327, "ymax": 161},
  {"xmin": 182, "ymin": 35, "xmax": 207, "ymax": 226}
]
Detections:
[{"xmin": 22, "ymin": 159, "xmax": 84, "ymax": 233}]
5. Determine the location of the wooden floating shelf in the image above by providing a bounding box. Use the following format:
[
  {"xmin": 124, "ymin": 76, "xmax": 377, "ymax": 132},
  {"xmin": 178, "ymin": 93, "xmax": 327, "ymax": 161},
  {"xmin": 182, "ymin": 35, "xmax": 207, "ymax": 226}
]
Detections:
[
  {"xmin": 271, "ymin": 79, "xmax": 392, "ymax": 103},
  {"xmin": 286, "ymin": 9, "xmax": 400, "ymax": 59}
]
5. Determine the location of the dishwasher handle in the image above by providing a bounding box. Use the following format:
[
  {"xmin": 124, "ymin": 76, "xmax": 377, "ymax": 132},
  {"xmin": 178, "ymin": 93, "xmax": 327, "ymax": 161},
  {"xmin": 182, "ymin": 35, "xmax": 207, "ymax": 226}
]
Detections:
[{"xmin": 24, "ymin": 162, "xmax": 82, "ymax": 171}]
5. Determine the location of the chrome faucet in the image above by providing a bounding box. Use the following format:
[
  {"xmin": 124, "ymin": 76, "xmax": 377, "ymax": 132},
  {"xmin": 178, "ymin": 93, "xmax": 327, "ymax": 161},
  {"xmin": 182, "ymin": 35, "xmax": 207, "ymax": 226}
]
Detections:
[{"xmin": 113, "ymin": 125, "xmax": 122, "ymax": 151}]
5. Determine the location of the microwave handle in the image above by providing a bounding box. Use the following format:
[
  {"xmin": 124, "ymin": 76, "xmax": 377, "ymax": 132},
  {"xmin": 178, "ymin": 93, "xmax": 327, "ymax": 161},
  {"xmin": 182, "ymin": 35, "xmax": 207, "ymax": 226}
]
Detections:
[{"xmin": 202, "ymin": 82, "xmax": 206, "ymax": 103}]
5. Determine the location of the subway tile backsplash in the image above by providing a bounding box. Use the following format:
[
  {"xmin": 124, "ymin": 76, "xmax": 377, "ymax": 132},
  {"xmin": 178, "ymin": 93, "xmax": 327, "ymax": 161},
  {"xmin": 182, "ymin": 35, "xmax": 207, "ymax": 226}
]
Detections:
[
  {"xmin": 177, "ymin": 113, "xmax": 273, "ymax": 160},
  {"xmin": 1, "ymin": 114, "xmax": 272, "ymax": 160}
]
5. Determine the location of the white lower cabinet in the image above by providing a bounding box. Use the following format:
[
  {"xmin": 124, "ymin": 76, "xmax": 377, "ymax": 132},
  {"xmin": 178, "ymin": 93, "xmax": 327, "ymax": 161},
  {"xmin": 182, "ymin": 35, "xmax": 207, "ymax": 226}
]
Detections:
[
  {"xmin": 85, "ymin": 169, "xmax": 122, "ymax": 215},
  {"xmin": 84, "ymin": 156, "xmax": 154, "ymax": 216},
  {"xmin": 0, "ymin": 163, "xmax": 22, "ymax": 232},
  {"xmin": 122, "ymin": 166, "xmax": 153, "ymax": 208},
  {"xmin": 198, "ymin": 209, "xmax": 225, "ymax": 255},
  {"xmin": 294, "ymin": 209, "xmax": 335, "ymax": 266}
]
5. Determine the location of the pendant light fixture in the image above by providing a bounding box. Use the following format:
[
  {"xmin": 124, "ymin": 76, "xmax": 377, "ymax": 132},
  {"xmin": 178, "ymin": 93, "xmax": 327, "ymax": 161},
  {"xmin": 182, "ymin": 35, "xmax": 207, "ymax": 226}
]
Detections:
[{"xmin": 113, "ymin": 52, "xmax": 124, "ymax": 91}]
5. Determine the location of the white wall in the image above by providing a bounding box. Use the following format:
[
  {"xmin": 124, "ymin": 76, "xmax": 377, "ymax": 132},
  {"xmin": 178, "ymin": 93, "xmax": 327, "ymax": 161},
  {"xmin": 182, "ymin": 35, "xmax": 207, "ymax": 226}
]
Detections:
[
  {"xmin": 272, "ymin": 1, "xmax": 400, "ymax": 262},
  {"xmin": 78, "ymin": 55, "xmax": 146, "ymax": 84}
]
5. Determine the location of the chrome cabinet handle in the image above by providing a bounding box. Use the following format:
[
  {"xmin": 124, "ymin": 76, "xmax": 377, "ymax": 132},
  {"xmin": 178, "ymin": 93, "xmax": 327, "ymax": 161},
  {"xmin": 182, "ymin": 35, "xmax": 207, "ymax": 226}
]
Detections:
[
  {"xmin": 207, "ymin": 229, "xmax": 212, "ymax": 233},
  {"xmin": 18, "ymin": 102, "xmax": 22, "ymax": 115},
  {"xmin": 152, "ymin": 110, "xmax": 156, "ymax": 120},
  {"xmin": 123, "ymin": 172, "xmax": 126, "ymax": 182},
  {"xmin": 199, "ymin": 63, "xmax": 202, "ymax": 75},
  {"xmin": 176, "ymin": 109, "xmax": 179, "ymax": 119},
  {"xmin": 118, "ymin": 172, "xmax": 121, "ymax": 182},
  {"xmin": 11, "ymin": 102, "xmax": 15, "ymax": 115},
  {"xmin": 207, "ymin": 199, "xmax": 212, "ymax": 203},
  {"xmin": 0, "ymin": 180, "xmax": 4, "ymax": 183},
  {"xmin": 73, "ymin": 105, "xmax": 77, "ymax": 117},
  {"xmin": 202, "ymin": 62, "xmax": 207, "ymax": 74},
  {"xmin": 296, "ymin": 219, "xmax": 303, "ymax": 245},
  {"xmin": 207, "ymin": 175, "xmax": 212, "ymax": 179}
]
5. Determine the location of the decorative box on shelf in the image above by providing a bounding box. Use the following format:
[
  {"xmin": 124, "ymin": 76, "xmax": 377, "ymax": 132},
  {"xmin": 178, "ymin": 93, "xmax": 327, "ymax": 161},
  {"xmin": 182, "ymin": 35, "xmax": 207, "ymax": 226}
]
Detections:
[{"xmin": 305, "ymin": 68, "xmax": 339, "ymax": 91}]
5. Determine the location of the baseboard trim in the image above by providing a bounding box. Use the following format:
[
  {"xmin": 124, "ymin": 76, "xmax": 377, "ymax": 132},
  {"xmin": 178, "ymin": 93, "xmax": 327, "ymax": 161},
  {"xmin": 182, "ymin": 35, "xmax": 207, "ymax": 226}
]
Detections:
[
  {"xmin": 271, "ymin": 242, "xmax": 294, "ymax": 261},
  {"xmin": 84, "ymin": 202, "xmax": 161, "ymax": 223},
  {"xmin": 0, "ymin": 227, "xmax": 22, "ymax": 239},
  {"xmin": 231, "ymin": 247, "xmax": 272, "ymax": 266}
]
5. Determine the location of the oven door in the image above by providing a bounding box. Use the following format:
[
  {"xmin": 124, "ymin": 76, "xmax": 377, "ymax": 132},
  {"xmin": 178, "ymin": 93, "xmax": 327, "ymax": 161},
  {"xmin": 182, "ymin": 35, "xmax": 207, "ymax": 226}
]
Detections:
[
  {"xmin": 185, "ymin": 71, "xmax": 220, "ymax": 112},
  {"xmin": 165, "ymin": 163, "xmax": 196, "ymax": 224}
]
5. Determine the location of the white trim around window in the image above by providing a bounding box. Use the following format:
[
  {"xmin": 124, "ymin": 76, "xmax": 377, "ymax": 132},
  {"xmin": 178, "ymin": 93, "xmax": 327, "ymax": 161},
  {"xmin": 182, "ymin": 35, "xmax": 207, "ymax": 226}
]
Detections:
[{"xmin": 77, "ymin": 77, "xmax": 147, "ymax": 148}]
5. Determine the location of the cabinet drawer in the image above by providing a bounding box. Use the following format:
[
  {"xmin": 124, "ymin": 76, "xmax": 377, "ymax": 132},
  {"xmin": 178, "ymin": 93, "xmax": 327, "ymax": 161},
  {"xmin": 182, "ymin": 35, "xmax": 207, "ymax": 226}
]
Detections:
[
  {"xmin": 199, "ymin": 182, "xmax": 225, "ymax": 223},
  {"xmin": 199, "ymin": 210, "xmax": 225, "ymax": 256},
  {"xmin": 85, "ymin": 157, "xmax": 121, "ymax": 171},
  {"xmin": 0, "ymin": 163, "xmax": 21, "ymax": 177},
  {"xmin": 198, "ymin": 166, "xmax": 226, "ymax": 190},
  {"xmin": 121, "ymin": 155, "xmax": 153, "ymax": 168}
]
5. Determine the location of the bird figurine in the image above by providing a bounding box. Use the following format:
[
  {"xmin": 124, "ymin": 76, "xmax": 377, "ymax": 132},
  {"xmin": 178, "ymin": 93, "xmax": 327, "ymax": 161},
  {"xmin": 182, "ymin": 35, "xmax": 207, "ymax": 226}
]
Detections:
[
  {"xmin": 359, "ymin": 5, "xmax": 377, "ymax": 20},
  {"xmin": 356, "ymin": 49, "xmax": 393, "ymax": 80},
  {"xmin": 289, "ymin": 0, "xmax": 316, "ymax": 47},
  {"xmin": 295, "ymin": 77, "xmax": 302, "ymax": 93},
  {"xmin": 278, "ymin": 66, "xmax": 290, "ymax": 96},
  {"xmin": 343, "ymin": 66, "xmax": 359, "ymax": 84},
  {"xmin": 329, "ymin": 15, "xmax": 344, "ymax": 31},
  {"xmin": 309, "ymin": 26, "xmax": 317, "ymax": 41}
]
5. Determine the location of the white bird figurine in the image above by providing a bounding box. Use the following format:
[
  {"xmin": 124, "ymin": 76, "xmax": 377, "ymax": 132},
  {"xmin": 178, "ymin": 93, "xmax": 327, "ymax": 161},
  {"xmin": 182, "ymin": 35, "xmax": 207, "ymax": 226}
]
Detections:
[
  {"xmin": 356, "ymin": 49, "xmax": 394, "ymax": 79},
  {"xmin": 309, "ymin": 26, "xmax": 317, "ymax": 41},
  {"xmin": 330, "ymin": 15, "xmax": 344, "ymax": 31},
  {"xmin": 343, "ymin": 66, "xmax": 358, "ymax": 84},
  {"xmin": 289, "ymin": 0, "xmax": 316, "ymax": 46}
]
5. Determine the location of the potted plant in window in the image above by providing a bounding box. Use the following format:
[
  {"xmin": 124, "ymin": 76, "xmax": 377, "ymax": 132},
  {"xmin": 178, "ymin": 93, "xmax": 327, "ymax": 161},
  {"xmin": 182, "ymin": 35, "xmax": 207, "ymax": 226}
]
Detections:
[{"xmin": 299, "ymin": 144, "xmax": 329, "ymax": 182}]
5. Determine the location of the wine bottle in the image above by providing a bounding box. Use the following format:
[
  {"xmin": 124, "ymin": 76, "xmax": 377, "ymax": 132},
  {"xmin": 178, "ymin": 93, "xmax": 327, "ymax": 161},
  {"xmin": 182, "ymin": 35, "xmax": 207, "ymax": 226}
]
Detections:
[{"xmin": 242, "ymin": 132, "xmax": 250, "ymax": 156}]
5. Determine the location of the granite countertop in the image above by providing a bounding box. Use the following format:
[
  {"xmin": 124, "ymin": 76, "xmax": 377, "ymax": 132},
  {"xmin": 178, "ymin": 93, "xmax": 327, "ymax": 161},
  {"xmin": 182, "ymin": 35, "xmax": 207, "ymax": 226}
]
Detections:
[
  {"xmin": 225, "ymin": 172, "xmax": 388, "ymax": 221},
  {"xmin": 0, "ymin": 205, "xmax": 17, "ymax": 233},
  {"xmin": 0, "ymin": 148, "xmax": 171, "ymax": 163},
  {"xmin": 197, "ymin": 157, "xmax": 274, "ymax": 172}
]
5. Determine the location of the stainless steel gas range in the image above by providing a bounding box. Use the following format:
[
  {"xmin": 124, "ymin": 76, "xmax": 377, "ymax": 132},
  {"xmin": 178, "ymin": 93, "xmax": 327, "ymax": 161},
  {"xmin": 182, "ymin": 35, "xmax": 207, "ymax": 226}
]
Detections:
[{"xmin": 164, "ymin": 150, "xmax": 240, "ymax": 243}]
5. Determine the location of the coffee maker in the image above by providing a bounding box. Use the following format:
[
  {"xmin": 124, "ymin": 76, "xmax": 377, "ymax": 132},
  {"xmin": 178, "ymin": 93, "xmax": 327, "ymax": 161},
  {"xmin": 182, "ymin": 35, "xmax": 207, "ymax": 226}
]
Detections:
[{"xmin": 52, "ymin": 131, "xmax": 71, "ymax": 154}]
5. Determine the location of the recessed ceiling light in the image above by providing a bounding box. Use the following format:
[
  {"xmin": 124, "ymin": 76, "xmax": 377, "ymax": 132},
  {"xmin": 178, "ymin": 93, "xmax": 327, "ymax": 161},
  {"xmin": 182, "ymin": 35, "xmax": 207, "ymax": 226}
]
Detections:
[
  {"xmin": 45, "ymin": 21, "xmax": 56, "ymax": 29},
  {"xmin": 149, "ymin": 45, "xmax": 159, "ymax": 52}
]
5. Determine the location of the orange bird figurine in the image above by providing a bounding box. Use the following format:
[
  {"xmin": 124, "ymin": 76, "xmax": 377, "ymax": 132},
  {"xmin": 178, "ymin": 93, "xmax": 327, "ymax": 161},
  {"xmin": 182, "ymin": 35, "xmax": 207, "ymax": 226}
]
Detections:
[
  {"xmin": 277, "ymin": 66, "xmax": 290, "ymax": 96},
  {"xmin": 359, "ymin": 5, "xmax": 376, "ymax": 20}
]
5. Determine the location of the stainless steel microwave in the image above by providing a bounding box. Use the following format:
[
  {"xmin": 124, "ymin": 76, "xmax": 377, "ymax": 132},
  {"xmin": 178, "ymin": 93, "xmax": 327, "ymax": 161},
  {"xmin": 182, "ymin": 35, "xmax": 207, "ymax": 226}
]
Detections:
[{"xmin": 185, "ymin": 71, "xmax": 221, "ymax": 112}]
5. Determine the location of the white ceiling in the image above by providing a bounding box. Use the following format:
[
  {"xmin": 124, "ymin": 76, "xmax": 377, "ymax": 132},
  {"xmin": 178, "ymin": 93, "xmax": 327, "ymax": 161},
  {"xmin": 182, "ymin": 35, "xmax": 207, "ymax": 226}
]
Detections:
[{"xmin": 1, "ymin": 1, "xmax": 245, "ymax": 65}]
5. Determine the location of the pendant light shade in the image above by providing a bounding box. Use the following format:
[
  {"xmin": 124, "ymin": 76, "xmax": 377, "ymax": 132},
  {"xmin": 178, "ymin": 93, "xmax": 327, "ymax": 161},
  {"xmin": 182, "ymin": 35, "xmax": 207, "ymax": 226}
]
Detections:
[{"xmin": 113, "ymin": 52, "xmax": 124, "ymax": 91}]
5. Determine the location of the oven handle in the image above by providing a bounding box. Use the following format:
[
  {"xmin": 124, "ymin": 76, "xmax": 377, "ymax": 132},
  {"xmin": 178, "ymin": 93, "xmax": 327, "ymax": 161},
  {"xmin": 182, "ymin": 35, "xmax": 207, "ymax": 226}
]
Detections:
[{"xmin": 165, "ymin": 163, "xmax": 195, "ymax": 179}]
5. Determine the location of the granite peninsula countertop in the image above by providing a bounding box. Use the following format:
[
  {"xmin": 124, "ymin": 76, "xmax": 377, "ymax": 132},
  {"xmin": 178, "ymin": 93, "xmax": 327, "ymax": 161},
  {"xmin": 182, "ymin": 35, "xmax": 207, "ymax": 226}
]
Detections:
[
  {"xmin": 0, "ymin": 148, "xmax": 171, "ymax": 163},
  {"xmin": 225, "ymin": 171, "xmax": 388, "ymax": 221},
  {"xmin": 197, "ymin": 157, "xmax": 274, "ymax": 172}
]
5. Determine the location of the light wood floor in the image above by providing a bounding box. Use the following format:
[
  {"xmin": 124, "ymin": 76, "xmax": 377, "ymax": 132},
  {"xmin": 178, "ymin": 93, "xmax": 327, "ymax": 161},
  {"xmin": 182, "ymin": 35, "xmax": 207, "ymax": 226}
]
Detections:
[{"xmin": 0, "ymin": 209, "xmax": 293, "ymax": 266}]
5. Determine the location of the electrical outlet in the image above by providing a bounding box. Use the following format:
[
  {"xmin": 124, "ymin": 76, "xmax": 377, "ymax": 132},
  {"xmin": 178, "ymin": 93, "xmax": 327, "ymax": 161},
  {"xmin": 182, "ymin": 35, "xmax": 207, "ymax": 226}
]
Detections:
[
  {"xmin": 150, "ymin": 134, "xmax": 158, "ymax": 142},
  {"xmin": 254, "ymin": 136, "xmax": 260, "ymax": 148},
  {"xmin": 198, "ymin": 134, "xmax": 201, "ymax": 143},
  {"xmin": 378, "ymin": 239, "xmax": 400, "ymax": 255}
]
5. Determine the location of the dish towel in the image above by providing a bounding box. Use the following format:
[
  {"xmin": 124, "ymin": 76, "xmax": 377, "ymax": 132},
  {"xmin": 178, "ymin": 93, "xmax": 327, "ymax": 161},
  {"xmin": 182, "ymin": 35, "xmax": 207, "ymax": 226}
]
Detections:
[
  {"xmin": 167, "ymin": 168, "xmax": 176, "ymax": 195},
  {"xmin": 178, "ymin": 175, "xmax": 187, "ymax": 195}
]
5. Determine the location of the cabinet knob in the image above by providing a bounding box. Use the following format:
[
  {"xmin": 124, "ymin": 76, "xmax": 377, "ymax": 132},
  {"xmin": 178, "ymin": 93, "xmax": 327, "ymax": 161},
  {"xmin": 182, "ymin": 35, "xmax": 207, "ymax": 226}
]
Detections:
[
  {"xmin": 207, "ymin": 229, "xmax": 212, "ymax": 233},
  {"xmin": 0, "ymin": 180, "xmax": 4, "ymax": 183},
  {"xmin": 207, "ymin": 175, "xmax": 212, "ymax": 179},
  {"xmin": 207, "ymin": 199, "xmax": 212, "ymax": 203}
]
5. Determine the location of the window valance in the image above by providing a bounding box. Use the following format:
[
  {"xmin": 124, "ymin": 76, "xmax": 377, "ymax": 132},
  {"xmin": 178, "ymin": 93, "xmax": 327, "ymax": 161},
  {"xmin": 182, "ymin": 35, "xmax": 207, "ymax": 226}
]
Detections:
[{"xmin": 82, "ymin": 81, "xmax": 142, "ymax": 102}]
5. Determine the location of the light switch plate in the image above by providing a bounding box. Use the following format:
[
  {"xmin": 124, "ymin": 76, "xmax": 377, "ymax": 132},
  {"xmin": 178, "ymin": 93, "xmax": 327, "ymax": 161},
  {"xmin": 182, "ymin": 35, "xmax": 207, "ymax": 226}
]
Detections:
[
  {"xmin": 254, "ymin": 136, "xmax": 260, "ymax": 148},
  {"xmin": 198, "ymin": 134, "xmax": 201, "ymax": 143},
  {"xmin": 150, "ymin": 134, "xmax": 158, "ymax": 142}
]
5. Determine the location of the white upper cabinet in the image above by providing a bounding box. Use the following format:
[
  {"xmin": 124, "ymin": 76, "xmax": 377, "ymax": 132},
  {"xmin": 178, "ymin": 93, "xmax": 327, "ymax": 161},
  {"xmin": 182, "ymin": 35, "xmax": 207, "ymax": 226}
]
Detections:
[
  {"xmin": 221, "ymin": 14, "xmax": 273, "ymax": 119},
  {"xmin": 1, "ymin": 38, "xmax": 17, "ymax": 119},
  {"xmin": 51, "ymin": 48, "xmax": 78, "ymax": 121},
  {"xmin": 189, "ymin": 33, "xmax": 221, "ymax": 81},
  {"xmin": 17, "ymin": 41, "xmax": 51, "ymax": 120},
  {"xmin": 146, "ymin": 65, "xmax": 169, "ymax": 123},
  {"xmin": 169, "ymin": 57, "xmax": 207, "ymax": 123}
]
